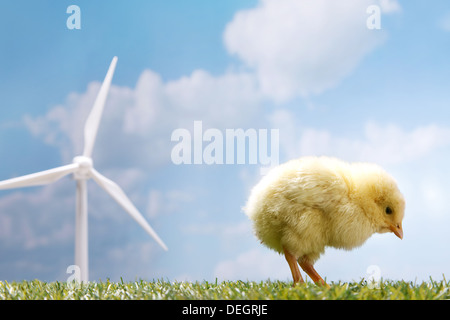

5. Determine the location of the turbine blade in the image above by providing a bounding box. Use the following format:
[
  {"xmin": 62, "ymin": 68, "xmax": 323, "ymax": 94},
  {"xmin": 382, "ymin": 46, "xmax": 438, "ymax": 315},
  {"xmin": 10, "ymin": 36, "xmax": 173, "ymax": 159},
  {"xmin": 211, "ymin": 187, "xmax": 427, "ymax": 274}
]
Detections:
[
  {"xmin": 83, "ymin": 56, "xmax": 118, "ymax": 158},
  {"xmin": 90, "ymin": 168, "xmax": 168, "ymax": 251},
  {"xmin": 0, "ymin": 163, "xmax": 79, "ymax": 190}
]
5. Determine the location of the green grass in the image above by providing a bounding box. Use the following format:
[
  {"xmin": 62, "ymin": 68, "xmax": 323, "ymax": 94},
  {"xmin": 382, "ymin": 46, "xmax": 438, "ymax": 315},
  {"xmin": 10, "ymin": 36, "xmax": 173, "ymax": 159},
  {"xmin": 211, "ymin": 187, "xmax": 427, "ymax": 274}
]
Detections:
[{"xmin": 0, "ymin": 278, "xmax": 449, "ymax": 300}]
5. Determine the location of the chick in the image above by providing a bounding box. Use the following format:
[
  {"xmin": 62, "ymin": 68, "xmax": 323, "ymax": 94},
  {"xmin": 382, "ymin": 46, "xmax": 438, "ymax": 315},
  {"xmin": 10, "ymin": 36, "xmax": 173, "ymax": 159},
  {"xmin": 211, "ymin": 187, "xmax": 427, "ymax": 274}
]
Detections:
[{"xmin": 244, "ymin": 156, "xmax": 405, "ymax": 287}]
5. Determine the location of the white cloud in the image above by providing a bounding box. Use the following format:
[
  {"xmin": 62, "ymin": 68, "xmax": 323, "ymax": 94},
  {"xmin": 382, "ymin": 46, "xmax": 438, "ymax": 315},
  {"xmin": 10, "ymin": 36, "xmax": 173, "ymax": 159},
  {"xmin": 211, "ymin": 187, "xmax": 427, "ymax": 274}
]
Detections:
[
  {"xmin": 224, "ymin": 0, "xmax": 400, "ymax": 102},
  {"xmin": 0, "ymin": 181, "xmax": 75, "ymax": 250},
  {"xmin": 271, "ymin": 109, "xmax": 450, "ymax": 165},
  {"xmin": 23, "ymin": 83, "xmax": 112, "ymax": 162},
  {"xmin": 214, "ymin": 248, "xmax": 289, "ymax": 281},
  {"xmin": 360, "ymin": 122, "xmax": 450, "ymax": 164},
  {"xmin": 164, "ymin": 70, "xmax": 262, "ymax": 129},
  {"xmin": 120, "ymin": 68, "xmax": 263, "ymax": 135},
  {"xmin": 23, "ymin": 69, "xmax": 263, "ymax": 172},
  {"xmin": 122, "ymin": 70, "xmax": 164, "ymax": 136}
]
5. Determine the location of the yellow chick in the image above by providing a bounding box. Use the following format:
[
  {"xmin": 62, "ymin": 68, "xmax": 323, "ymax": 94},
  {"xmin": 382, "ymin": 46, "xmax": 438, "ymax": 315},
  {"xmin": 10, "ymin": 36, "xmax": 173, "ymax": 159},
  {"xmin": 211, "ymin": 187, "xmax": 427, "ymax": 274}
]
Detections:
[{"xmin": 244, "ymin": 156, "xmax": 405, "ymax": 287}]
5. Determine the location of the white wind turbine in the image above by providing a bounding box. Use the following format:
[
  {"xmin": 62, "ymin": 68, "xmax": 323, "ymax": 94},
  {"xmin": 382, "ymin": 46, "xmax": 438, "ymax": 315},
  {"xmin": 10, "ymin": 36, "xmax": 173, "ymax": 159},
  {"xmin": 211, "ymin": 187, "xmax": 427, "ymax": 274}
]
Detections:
[{"xmin": 0, "ymin": 57, "xmax": 168, "ymax": 282}]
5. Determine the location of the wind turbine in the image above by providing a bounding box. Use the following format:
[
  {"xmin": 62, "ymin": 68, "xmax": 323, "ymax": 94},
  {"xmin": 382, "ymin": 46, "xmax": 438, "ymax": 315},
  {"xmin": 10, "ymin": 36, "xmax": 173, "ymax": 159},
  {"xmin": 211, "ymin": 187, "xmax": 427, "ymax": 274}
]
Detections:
[{"xmin": 0, "ymin": 56, "xmax": 168, "ymax": 282}]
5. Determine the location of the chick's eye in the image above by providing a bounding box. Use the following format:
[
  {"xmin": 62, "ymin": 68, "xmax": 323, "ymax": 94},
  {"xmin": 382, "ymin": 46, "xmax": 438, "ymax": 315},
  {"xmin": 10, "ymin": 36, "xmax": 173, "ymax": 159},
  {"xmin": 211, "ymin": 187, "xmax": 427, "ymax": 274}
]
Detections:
[{"xmin": 385, "ymin": 206, "xmax": 393, "ymax": 215}]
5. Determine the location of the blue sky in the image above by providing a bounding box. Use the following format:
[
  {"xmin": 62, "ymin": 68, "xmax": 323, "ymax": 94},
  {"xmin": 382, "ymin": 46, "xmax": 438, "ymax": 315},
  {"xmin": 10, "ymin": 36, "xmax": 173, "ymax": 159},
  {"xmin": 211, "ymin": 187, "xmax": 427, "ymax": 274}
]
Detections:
[{"xmin": 1, "ymin": 0, "xmax": 450, "ymax": 284}]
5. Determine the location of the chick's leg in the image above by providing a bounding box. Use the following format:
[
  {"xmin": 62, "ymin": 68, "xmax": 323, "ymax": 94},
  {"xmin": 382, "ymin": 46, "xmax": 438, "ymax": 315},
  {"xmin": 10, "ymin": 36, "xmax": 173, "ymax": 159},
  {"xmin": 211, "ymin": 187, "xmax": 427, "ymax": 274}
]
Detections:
[
  {"xmin": 298, "ymin": 258, "xmax": 330, "ymax": 288},
  {"xmin": 283, "ymin": 247, "xmax": 304, "ymax": 285}
]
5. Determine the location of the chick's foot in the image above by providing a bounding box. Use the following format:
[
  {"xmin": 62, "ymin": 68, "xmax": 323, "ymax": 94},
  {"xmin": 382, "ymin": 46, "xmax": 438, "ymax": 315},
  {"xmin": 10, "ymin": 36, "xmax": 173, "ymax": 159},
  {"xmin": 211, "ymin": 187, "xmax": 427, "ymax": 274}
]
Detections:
[
  {"xmin": 283, "ymin": 246, "xmax": 304, "ymax": 286},
  {"xmin": 299, "ymin": 259, "xmax": 330, "ymax": 289}
]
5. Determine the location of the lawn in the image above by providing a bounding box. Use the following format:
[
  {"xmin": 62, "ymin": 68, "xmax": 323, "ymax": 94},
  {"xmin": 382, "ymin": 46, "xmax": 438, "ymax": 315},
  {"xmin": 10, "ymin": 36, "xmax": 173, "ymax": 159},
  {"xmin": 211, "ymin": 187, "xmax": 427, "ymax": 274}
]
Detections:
[{"xmin": 0, "ymin": 278, "xmax": 449, "ymax": 300}]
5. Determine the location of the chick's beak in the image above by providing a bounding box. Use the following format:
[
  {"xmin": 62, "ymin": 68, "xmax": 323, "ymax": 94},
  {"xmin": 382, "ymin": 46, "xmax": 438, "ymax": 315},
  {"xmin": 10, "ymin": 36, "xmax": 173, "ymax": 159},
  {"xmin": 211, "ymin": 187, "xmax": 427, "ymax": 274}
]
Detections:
[{"xmin": 389, "ymin": 223, "xmax": 403, "ymax": 240}]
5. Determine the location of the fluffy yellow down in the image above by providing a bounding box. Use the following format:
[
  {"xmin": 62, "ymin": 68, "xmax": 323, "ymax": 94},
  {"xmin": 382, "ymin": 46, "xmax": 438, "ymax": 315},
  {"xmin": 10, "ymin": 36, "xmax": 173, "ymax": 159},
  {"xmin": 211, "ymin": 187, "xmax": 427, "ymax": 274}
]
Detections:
[{"xmin": 244, "ymin": 156, "xmax": 405, "ymax": 264}]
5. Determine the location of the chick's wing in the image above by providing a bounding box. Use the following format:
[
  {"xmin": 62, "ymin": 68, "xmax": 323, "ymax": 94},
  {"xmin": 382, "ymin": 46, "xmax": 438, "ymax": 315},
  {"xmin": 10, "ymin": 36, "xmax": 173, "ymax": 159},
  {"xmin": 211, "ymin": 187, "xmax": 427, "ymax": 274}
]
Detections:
[{"xmin": 280, "ymin": 165, "xmax": 349, "ymax": 212}]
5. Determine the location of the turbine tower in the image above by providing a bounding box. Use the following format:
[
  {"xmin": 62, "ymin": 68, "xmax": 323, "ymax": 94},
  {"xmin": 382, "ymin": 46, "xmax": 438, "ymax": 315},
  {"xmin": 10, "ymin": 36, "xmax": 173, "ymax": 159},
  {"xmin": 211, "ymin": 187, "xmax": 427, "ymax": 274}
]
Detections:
[{"xmin": 0, "ymin": 57, "xmax": 168, "ymax": 282}]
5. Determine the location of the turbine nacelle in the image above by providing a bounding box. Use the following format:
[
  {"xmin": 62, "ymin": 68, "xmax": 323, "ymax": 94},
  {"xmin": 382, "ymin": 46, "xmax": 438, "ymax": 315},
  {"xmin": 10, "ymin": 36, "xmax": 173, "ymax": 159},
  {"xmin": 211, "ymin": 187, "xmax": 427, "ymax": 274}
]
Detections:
[{"xmin": 72, "ymin": 156, "xmax": 93, "ymax": 180}]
